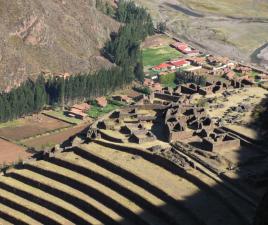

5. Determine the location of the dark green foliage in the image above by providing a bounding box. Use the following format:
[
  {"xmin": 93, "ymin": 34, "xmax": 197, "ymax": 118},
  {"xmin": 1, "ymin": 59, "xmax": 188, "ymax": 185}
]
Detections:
[
  {"xmin": 0, "ymin": 75, "xmax": 47, "ymax": 122},
  {"xmin": 47, "ymin": 67, "xmax": 127, "ymax": 106},
  {"xmin": 176, "ymin": 71, "xmax": 207, "ymax": 86},
  {"xmin": 104, "ymin": 0, "xmax": 154, "ymax": 81},
  {"xmin": 156, "ymin": 22, "xmax": 167, "ymax": 33},
  {"xmin": 133, "ymin": 86, "xmax": 151, "ymax": 95}
]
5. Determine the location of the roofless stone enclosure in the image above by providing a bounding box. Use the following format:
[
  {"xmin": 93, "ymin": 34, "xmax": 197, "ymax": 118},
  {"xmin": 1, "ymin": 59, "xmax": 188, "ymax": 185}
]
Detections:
[{"xmin": 87, "ymin": 84, "xmax": 241, "ymax": 153}]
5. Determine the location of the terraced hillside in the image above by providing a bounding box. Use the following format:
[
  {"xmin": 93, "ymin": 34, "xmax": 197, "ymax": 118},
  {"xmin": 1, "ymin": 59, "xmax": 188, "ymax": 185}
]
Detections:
[{"xmin": 0, "ymin": 141, "xmax": 256, "ymax": 225}]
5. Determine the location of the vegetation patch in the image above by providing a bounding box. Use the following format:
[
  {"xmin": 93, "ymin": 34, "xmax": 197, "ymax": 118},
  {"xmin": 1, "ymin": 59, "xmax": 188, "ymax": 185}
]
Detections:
[
  {"xmin": 142, "ymin": 46, "xmax": 182, "ymax": 67},
  {"xmin": 87, "ymin": 103, "xmax": 119, "ymax": 119},
  {"xmin": 44, "ymin": 110, "xmax": 82, "ymax": 125},
  {"xmin": 159, "ymin": 72, "xmax": 177, "ymax": 88},
  {"xmin": 133, "ymin": 86, "xmax": 151, "ymax": 95}
]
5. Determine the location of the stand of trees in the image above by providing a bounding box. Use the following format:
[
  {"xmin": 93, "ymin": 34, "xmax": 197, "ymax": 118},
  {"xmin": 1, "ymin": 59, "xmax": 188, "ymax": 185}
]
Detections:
[
  {"xmin": 176, "ymin": 71, "xmax": 207, "ymax": 86},
  {"xmin": 0, "ymin": 0, "xmax": 154, "ymax": 122},
  {"xmin": 0, "ymin": 76, "xmax": 47, "ymax": 122},
  {"xmin": 104, "ymin": 0, "xmax": 154, "ymax": 82}
]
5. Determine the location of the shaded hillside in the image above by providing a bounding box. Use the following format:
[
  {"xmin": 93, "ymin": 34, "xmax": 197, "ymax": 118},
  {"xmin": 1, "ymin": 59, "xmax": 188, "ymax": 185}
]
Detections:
[{"xmin": 0, "ymin": 0, "xmax": 119, "ymax": 90}]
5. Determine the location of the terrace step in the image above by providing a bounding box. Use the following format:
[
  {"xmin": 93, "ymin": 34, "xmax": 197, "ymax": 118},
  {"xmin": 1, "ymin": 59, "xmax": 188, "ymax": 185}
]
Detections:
[
  {"xmin": 0, "ymin": 176, "xmax": 92, "ymax": 225},
  {"xmin": 28, "ymin": 160, "xmax": 162, "ymax": 225},
  {"xmin": 0, "ymin": 203, "xmax": 39, "ymax": 225},
  {"xmin": 0, "ymin": 188, "xmax": 62, "ymax": 225},
  {"xmin": 52, "ymin": 152, "xmax": 178, "ymax": 225},
  {"xmin": 80, "ymin": 142, "xmax": 252, "ymax": 225},
  {"xmin": 10, "ymin": 169, "xmax": 113, "ymax": 225}
]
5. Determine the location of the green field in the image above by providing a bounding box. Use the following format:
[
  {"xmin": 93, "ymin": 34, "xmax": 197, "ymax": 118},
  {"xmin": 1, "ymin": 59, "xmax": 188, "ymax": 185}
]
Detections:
[
  {"xmin": 87, "ymin": 104, "xmax": 119, "ymax": 119},
  {"xmin": 159, "ymin": 72, "xmax": 177, "ymax": 88},
  {"xmin": 142, "ymin": 46, "xmax": 182, "ymax": 67},
  {"xmin": 44, "ymin": 110, "xmax": 83, "ymax": 125}
]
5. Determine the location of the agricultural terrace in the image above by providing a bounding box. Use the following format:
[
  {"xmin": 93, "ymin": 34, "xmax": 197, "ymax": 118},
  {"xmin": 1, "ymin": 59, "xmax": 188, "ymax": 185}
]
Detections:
[
  {"xmin": 0, "ymin": 114, "xmax": 71, "ymax": 141},
  {"xmin": 44, "ymin": 110, "xmax": 85, "ymax": 125},
  {"xmin": 21, "ymin": 123, "xmax": 90, "ymax": 150},
  {"xmin": 0, "ymin": 138, "xmax": 30, "ymax": 165}
]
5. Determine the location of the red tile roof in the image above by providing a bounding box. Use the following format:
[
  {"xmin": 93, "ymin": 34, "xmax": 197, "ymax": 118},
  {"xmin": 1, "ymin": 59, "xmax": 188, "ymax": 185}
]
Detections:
[
  {"xmin": 153, "ymin": 63, "xmax": 171, "ymax": 70},
  {"xmin": 96, "ymin": 97, "xmax": 107, "ymax": 108},
  {"xmin": 72, "ymin": 103, "xmax": 91, "ymax": 112},
  {"xmin": 170, "ymin": 59, "xmax": 189, "ymax": 67}
]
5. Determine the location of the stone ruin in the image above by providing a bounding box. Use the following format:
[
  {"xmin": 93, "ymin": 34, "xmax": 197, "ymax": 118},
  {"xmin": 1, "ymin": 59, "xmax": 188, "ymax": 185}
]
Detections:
[
  {"xmin": 202, "ymin": 129, "xmax": 240, "ymax": 152},
  {"xmin": 163, "ymin": 104, "xmax": 241, "ymax": 152},
  {"xmin": 164, "ymin": 105, "xmax": 214, "ymax": 142}
]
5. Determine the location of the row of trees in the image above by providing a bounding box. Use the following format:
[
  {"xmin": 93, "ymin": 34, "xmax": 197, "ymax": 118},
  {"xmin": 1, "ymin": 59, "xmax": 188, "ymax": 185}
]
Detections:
[
  {"xmin": 176, "ymin": 71, "xmax": 207, "ymax": 86},
  {"xmin": 0, "ymin": 76, "xmax": 47, "ymax": 122},
  {"xmin": 0, "ymin": 0, "xmax": 154, "ymax": 122}
]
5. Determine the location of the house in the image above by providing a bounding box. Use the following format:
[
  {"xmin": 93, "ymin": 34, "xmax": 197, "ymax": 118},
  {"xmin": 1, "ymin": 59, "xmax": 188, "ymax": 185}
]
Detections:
[
  {"xmin": 173, "ymin": 42, "xmax": 199, "ymax": 55},
  {"xmin": 235, "ymin": 66, "xmax": 252, "ymax": 74},
  {"xmin": 225, "ymin": 71, "xmax": 236, "ymax": 80},
  {"xmin": 152, "ymin": 63, "xmax": 171, "ymax": 71},
  {"xmin": 170, "ymin": 59, "xmax": 190, "ymax": 68},
  {"xmin": 66, "ymin": 108, "xmax": 88, "ymax": 120},
  {"xmin": 72, "ymin": 103, "xmax": 91, "ymax": 112},
  {"xmin": 66, "ymin": 102, "xmax": 90, "ymax": 120},
  {"xmin": 96, "ymin": 97, "xmax": 108, "ymax": 108},
  {"xmin": 187, "ymin": 57, "xmax": 206, "ymax": 66}
]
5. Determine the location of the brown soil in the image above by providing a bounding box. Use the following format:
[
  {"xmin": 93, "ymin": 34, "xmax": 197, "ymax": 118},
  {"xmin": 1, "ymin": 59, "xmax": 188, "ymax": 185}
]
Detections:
[
  {"xmin": 0, "ymin": 139, "xmax": 30, "ymax": 164},
  {"xmin": 141, "ymin": 34, "xmax": 175, "ymax": 49},
  {"xmin": 0, "ymin": 114, "xmax": 71, "ymax": 141},
  {"xmin": 21, "ymin": 123, "xmax": 90, "ymax": 149}
]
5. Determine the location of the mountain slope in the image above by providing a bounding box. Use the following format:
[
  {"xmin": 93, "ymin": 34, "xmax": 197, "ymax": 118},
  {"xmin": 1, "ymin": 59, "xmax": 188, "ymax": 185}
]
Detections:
[{"xmin": 0, "ymin": 0, "xmax": 119, "ymax": 90}]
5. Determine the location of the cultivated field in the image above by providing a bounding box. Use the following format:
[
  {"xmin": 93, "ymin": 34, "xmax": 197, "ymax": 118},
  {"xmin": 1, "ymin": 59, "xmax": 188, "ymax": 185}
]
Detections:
[
  {"xmin": 0, "ymin": 139, "xmax": 30, "ymax": 165},
  {"xmin": 21, "ymin": 123, "xmax": 90, "ymax": 150},
  {"xmin": 0, "ymin": 114, "xmax": 71, "ymax": 141}
]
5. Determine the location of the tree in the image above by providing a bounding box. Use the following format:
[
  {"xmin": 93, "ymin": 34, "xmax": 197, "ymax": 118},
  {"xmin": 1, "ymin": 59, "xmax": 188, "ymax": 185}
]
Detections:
[{"xmin": 157, "ymin": 21, "xmax": 167, "ymax": 33}]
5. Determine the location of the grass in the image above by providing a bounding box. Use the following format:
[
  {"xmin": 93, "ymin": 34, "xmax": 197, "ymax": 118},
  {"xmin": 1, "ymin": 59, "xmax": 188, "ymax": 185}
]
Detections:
[
  {"xmin": 142, "ymin": 46, "xmax": 182, "ymax": 67},
  {"xmin": 44, "ymin": 110, "xmax": 82, "ymax": 125},
  {"xmin": 0, "ymin": 119, "xmax": 24, "ymax": 129},
  {"xmin": 87, "ymin": 104, "xmax": 119, "ymax": 118},
  {"xmin": 159, "ymin": 72, "xmax": 177, "ymax": 88}
]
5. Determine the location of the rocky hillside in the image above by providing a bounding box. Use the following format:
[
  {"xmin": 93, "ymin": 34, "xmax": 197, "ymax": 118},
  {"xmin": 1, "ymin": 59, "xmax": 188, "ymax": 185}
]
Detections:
[{"xmin": 0, "ymin": 0, "xmax": 119, "ymax": 90}]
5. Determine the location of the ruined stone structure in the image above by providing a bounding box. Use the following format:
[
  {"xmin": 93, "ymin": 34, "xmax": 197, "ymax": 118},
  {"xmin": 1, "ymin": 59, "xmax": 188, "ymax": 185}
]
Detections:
[
  {"xmin": 202, "ymin": 129, "xmax": 240, "ymax": 152},
  {"xmin": 164, "ymin": 104, "xmax": 214, "ymax": 142}
]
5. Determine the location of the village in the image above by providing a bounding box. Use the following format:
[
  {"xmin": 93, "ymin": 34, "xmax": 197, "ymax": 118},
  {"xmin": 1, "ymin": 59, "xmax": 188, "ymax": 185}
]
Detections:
[
  {"xmin": 0, "ymin": 34, "xmax": 267, "ymax": 225},
  {"xmin": 1, "ymin": 33, "xmax": 268, "ymax": 190}
]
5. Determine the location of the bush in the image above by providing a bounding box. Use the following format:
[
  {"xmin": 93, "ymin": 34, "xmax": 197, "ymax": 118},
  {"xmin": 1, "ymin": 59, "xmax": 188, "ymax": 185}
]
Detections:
[
  {"xmin": 133, "ymin": 86, "xmax": 151, "ymax": 95},
  {"xmin": 159, "ymin": 73, "xmax": 176, "ymax": 87}
]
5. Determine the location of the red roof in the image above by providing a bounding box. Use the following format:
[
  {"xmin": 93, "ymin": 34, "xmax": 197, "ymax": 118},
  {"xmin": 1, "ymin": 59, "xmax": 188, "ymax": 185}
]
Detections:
[
  {"xmin": 170, "ymin": 59, "xmax": 189, "ymax": 67},
  {"xmin": 153, "ymin": 63, "xmax": 170, "ymax": 70},
  {"xmin": 96, "ymin": 97, "xmax": 107, "ymax": 107},
  {"xmin": 225, "ymin": 71, "xmax": 235, "ymax": 80},
  {"xmin": 72, "ymin": 103, "xmax": 91, "ymax": 112},
  {"xmin": 69, "ymin": 108, "xmax": 88, "ymax": 118}
]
